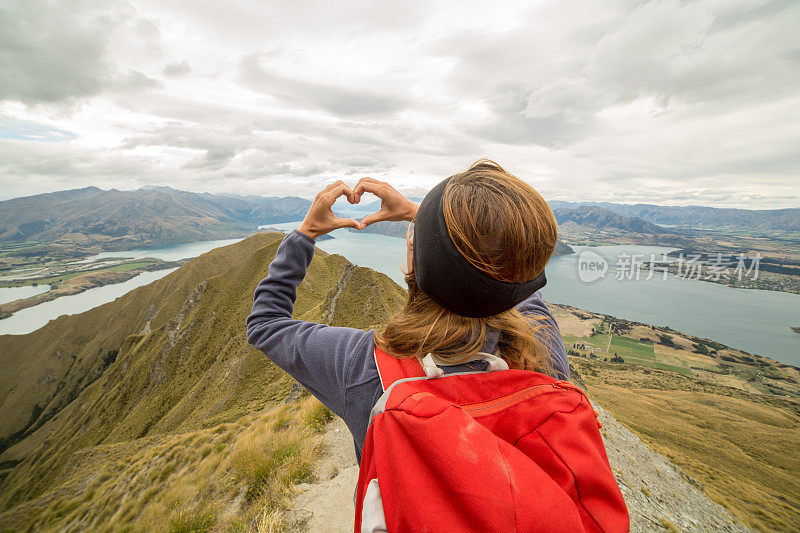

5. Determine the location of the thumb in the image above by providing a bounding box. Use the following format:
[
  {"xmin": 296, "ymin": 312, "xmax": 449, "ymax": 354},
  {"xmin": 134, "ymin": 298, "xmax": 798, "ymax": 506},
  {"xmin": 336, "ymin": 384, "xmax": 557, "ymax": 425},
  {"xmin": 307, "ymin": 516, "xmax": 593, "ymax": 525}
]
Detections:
[
  {"xmin": 360, "ymin": 211, "xmax": 384, "ymax": 229},
  {"xmin": 334, "ymin": 217, "xmax": 360, "ymax": 230}
]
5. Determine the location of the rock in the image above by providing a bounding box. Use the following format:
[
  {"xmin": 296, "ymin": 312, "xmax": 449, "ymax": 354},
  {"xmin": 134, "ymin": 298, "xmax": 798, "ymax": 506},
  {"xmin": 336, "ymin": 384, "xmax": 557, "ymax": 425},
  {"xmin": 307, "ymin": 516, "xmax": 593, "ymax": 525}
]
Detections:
[{"xmin": 284, "ymin": 381, "xmax": 309, "ymax": 404}]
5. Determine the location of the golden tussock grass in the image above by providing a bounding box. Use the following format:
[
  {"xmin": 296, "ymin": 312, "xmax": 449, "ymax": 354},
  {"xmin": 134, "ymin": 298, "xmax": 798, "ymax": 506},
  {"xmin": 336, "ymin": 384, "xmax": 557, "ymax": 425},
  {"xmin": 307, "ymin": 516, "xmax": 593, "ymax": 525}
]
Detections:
[{"xmin": 0, "ymin": 396, "xmax": 331, "ymax": 533}]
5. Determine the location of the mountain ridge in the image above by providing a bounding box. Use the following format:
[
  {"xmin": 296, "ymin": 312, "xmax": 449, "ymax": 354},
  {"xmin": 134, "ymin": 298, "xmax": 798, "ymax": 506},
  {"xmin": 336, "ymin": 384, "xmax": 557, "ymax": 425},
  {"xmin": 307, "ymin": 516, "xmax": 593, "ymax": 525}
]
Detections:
[
  {"xmin": 0, "ymin": 187, "xmax": 311, "ymax": 253},
  {"xmin": 550, "ymin": 201, "xmax": 800, "ymax": 232},
  {"xmin": 554, "ymin": 205, "xmax": 672, "ymax": 235},
  {"xmin": 0, "ymin": 232, "xmax": 405, "ymax": 514}
]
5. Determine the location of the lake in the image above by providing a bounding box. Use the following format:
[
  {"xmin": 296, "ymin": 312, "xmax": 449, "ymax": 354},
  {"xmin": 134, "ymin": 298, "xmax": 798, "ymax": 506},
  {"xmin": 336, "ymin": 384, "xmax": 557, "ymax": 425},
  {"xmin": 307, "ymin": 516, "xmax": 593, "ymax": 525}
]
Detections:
[
  {"xmin": 1, "ymin": 227, "xmax": 798, "ymax": 367},
  {"xmin": 268, "ymin": 223, "xmax": 800, "ymax": 366},
  {"xmin": 0, "ymin": 269, "xmax": 179, "ymax": 336},
  {"xmin": 0, "ymin": 284, "xmax": 51, "ymax": 305}
]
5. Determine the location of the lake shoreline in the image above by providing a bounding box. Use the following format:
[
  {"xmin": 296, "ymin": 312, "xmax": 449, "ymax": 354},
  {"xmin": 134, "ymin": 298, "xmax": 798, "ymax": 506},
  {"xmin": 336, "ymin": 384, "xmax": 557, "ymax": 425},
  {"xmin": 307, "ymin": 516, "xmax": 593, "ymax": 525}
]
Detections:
[{"xmin": 0, "ymin": 260, "xmax": 187, "ymax": 319}]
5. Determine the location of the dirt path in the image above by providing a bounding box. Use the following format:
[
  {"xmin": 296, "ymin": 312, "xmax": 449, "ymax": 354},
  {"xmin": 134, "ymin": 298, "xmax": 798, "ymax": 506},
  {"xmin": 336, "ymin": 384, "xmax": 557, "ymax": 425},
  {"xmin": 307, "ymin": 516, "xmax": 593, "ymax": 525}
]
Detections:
[
  {"xmin": 286, "ymin": 416, "xmax": 359, "ymax": 531},
  {"xmin": 323, "ymin": 264, "xmax": 354, "ymax": 324}
]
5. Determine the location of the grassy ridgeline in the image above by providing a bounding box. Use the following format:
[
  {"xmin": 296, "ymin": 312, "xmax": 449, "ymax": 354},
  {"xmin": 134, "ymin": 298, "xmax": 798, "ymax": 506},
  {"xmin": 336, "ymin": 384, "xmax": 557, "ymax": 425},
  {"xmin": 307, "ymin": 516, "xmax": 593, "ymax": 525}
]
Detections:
[{"xmin": 0, "ymin": 232, "xmax": 404, "ymax": 531}]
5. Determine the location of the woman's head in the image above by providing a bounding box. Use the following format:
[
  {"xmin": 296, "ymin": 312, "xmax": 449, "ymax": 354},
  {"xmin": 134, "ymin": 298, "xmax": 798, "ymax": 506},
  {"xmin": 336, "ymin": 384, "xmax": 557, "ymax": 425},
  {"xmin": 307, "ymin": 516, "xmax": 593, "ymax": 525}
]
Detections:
[
  {"xmin": 440, "ymin": 159, "xmax": 557, "ymax": 283},
  {"xmin": 381, "ymin": 159, "xmax": 559, "ymax": 371}
]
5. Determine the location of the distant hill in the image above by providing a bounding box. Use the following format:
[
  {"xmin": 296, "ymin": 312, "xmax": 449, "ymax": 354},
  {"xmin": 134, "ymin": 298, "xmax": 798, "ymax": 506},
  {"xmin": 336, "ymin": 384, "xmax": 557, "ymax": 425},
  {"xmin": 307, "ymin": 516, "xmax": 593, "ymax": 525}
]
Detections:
[
  {"xmin": 554, "ymin": 240, "xmax": 574, "ymax": 255},
  {"xmin": 343, "ymin": 197, "xmax": 425, "ymax": 214},
  {"xmin": 0, "ymin": 187, "xmax": 310, "ymax": 252},
  {"xmin": 550, "ymin": 201, "xmax": 800, "ymax": 232},
  {"xmin": 554, "ymin": 205, "xmax": 671, "ymax": 235},
  {"xmin": 353, "ymin": 221, "xmax": 411, "ymax": 239}
]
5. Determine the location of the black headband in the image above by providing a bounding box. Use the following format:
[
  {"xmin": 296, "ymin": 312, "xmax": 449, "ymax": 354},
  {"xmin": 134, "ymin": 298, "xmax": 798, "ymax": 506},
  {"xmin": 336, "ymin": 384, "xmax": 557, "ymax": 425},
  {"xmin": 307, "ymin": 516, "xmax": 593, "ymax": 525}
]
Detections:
[{"xmin": 412, "ymin": 176, "xmax": 547, "ymax": 318}]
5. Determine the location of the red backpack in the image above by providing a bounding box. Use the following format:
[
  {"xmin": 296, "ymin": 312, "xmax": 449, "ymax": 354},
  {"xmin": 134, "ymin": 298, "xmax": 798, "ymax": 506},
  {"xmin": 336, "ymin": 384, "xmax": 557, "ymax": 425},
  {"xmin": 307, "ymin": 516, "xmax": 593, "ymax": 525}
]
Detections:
[{"xmin": 354, "ymin": 347, "xmax": 629, "ymax": 532}]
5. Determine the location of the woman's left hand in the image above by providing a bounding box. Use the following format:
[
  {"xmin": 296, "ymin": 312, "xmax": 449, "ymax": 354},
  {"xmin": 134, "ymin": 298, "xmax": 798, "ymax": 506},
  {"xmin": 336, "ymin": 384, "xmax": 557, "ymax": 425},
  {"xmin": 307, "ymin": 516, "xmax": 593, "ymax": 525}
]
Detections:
[{"xmin": 297, "ymin": 181, "xmax": 362, "ymax": 239}]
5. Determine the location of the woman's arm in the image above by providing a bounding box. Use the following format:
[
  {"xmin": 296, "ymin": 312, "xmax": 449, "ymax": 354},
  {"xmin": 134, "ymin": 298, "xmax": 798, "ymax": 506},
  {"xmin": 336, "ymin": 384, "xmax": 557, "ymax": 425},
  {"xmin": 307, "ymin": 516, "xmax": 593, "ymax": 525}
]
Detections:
[
  {"xmin": 246, "ymin": 181, "xmax": 369, "ymax": 415},
  {"xmin": 246, "ymin": 177, "xmax": 419, "ymax": 415},
  {"xmin": 246, "ymin": 230, "xmax": 373, "ymax": 416},
  {"xmin": 516, "ymin": 291, "xmax": 570, "ymax": 380}
]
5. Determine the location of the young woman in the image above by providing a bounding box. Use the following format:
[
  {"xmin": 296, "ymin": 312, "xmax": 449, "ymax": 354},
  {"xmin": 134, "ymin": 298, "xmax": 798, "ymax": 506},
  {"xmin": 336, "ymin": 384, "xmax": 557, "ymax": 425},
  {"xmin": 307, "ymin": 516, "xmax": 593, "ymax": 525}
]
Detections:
[{"xmin": 246, "ymin": 160, "xmax": 569, "ymax": 463}]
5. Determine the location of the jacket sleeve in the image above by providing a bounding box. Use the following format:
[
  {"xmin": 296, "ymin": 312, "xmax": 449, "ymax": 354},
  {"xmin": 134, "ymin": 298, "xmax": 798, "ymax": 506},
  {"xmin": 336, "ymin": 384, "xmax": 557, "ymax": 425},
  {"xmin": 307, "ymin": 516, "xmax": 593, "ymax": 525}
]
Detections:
[
  {"xmin": 245, "ymin": 230, "xmax": 373, "ymax": 416},
  {"xmin": 516, "ymin": 291, "xmax": 570, "ymax": 380}
]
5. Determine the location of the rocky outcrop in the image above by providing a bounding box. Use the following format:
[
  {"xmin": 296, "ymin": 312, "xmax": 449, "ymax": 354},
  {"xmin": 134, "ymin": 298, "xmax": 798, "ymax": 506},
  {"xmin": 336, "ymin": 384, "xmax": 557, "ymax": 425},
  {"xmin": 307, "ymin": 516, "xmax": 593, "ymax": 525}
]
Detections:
[
  {"xmin": 554, "ymin": 239, "xmax": 575, "ymax": 256},
  {"xmin": 323, "ymin": 264, "xmax": 354, "ymax": 324}
]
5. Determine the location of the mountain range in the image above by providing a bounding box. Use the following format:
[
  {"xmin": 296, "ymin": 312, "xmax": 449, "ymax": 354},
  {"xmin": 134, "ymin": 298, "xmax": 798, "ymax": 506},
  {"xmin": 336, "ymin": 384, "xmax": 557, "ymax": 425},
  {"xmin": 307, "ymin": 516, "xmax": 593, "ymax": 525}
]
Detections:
[
  {"xmin": 550, "ymin": 201, "xmax": 800, "ymax": 232},
  {"xmin": 553, "ymin": 205, "xmax": 671, "ymax": 235},
  {"xmin": 5, "ymin": 185, "xmax": 796, "ymax": 262},
  {"xmin": 347, "ymin": 196, "xmax": 800, "ymax": 234},
  {"xmin": 349, "ymin": 200, "xmax": 679, "ymax": 243},
  {"xmin": 0, "ymin": 187, "xmax": 311, "ymax": 253}
]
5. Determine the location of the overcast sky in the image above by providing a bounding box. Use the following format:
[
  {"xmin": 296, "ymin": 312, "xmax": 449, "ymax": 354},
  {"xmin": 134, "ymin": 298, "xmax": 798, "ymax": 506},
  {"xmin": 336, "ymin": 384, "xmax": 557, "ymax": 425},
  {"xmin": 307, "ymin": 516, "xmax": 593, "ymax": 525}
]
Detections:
[{"xmin": 1, "ymin": 0, "xmax": 798, "ymax": 208}]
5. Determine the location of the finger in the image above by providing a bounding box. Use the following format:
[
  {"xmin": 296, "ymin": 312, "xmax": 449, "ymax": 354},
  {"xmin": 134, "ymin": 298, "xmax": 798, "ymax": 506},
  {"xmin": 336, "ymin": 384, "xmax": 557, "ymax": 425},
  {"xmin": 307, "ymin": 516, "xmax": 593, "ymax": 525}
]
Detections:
[
  {"xmin": 352, "ymin": 177, "xmax": 378, "ymax": 202},
  {"xmin": 323, "ymin": 179, "xmax": 347, "ymax": 191},
  {"xmin": 333, "ymin": 217, "xmax": 361, "ymax": 230},
  {"xmin": 323, "ymin": 182, "xmax": 355, "ymax": 205},
  {"xmin": 321, "ymin": 180, "xmax": 355, "ymax": 202},
  {"xmin": 353, "ymin": 180, "xmax": 388, "ymax": 201}
]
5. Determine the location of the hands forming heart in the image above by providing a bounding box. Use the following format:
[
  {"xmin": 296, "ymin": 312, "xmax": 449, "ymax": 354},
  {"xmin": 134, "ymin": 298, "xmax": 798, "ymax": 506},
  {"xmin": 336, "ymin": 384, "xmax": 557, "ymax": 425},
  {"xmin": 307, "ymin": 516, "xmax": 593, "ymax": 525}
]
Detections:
[{"xmin": 297, "ymin": 177, "xmax": 419, "ymax": 240}]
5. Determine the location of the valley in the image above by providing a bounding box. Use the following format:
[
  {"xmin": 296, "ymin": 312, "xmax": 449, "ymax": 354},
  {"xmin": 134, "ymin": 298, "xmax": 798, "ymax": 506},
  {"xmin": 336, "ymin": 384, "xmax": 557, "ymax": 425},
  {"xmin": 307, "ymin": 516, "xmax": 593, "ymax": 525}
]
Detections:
[
  {"xmin": 0, "ymin": 187, "xmax": 313, "ymax": 320},
  {"xmin": 554, "ymin": 204, "xmax": 800, "ymax": 295},
  {"xmin": 553, "ymin": 305, "xmax": 800, "ymax": 531},
  {"xmin": 0, "ymin": 232, "xmax": 404, "ymax": 531}
]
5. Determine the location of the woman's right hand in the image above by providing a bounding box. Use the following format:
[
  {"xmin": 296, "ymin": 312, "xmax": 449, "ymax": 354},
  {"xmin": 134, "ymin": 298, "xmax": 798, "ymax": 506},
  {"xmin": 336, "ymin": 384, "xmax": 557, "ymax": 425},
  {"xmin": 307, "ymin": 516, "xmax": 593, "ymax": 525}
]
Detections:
[{"xmin": 353, "ymin": 177, "xmax": 419, "ymax": 228}]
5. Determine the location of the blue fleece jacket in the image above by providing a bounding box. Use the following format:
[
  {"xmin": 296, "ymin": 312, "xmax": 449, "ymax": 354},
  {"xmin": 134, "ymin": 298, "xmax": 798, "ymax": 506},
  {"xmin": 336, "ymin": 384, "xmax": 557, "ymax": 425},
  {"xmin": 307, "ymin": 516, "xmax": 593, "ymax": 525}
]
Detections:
[{"xmin": 246, "ymin": 230, "xmax": 570, "ymax": 461}]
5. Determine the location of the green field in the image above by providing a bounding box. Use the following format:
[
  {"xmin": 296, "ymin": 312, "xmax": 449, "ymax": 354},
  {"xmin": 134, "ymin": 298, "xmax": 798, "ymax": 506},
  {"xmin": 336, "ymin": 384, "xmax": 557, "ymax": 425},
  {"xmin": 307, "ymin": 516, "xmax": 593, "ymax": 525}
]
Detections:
[
  {"xmin": 0, "ymin": 242, "xmax": 43, "ymax": 258},
  {"xmin": 565, "ymin": 332, "xmax": 692, "ymax": 375},
  {"xmin": 564, "ymin": 333, "xmax": 609, "ymax": 354},
  {"xmin": 609, "ymin": 335, "xmax": 654, "ymax": 358}
]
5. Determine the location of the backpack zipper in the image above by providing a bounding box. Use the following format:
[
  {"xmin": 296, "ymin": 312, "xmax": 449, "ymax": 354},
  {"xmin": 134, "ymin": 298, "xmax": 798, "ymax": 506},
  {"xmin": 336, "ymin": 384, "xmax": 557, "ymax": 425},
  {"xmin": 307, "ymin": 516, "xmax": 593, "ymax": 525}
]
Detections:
[
  {"xmin": 461, "ymin": 381, "xmax": 591, "ymax": 418},
  {"xmin": 462, "ymin": 383, "xmax": 557, "ymax": 416}
]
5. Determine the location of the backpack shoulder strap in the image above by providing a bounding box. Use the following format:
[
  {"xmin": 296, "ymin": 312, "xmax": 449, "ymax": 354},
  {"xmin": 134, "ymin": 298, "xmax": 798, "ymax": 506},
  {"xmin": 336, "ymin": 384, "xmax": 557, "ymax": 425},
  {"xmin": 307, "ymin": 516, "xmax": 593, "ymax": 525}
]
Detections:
[{"xmin": 374, "ymin": 346, "xmax": 426, "ymax": 391}]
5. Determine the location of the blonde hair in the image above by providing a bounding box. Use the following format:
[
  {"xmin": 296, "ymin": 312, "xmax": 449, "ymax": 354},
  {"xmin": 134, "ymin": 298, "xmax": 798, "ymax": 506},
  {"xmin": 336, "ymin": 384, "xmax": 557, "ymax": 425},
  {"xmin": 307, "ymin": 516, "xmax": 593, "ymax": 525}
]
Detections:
[{"xmin": 376, "ymin": 160, "xmax": 559, "ymax": 371}]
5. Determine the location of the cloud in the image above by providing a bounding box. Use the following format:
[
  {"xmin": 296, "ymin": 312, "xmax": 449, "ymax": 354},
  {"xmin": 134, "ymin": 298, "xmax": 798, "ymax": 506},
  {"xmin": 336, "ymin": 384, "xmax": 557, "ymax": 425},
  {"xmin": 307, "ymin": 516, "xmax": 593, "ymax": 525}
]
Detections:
[
  {"xmin": 239, "ymin": 52, "xmax": 408, "ymax": 117},
  {"xmin": 163, "ymin": 60, "xmax": 192, "ymax": 77},
  {"xmin": 0, "ymin": 0, "xmax": 122, "ymax": 104},
  {"xmin": 0, "ymin": 118, "xmax": 77, "ymax": 143},
  {"xmin": 0, "ymin": 0, "xmax": 798, "ymax": 208}
]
